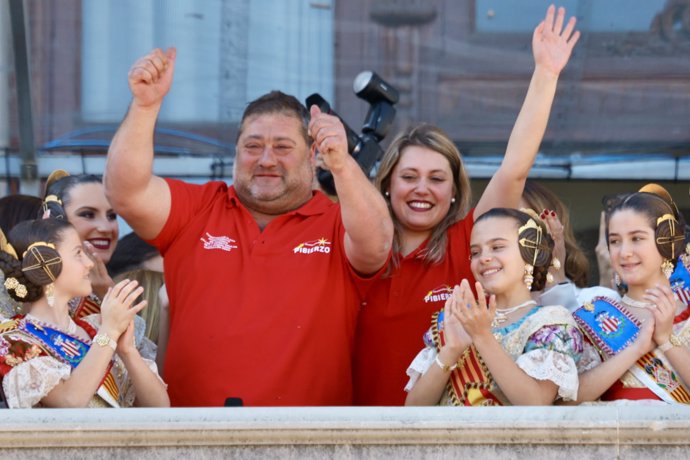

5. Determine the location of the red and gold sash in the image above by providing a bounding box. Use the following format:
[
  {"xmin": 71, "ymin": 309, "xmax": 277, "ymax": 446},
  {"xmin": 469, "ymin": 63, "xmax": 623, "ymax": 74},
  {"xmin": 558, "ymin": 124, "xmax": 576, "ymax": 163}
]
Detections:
[
  {"xmin": 431, "ymin": 310, "xmax": 502, "ymax": 406},
  {"xmin": 72, "ymin": 295, "xmax": 101, "ymax": 319},
  {"xmin": 1, "ymin": 316, "xmax": 120, "ymax": 407}
]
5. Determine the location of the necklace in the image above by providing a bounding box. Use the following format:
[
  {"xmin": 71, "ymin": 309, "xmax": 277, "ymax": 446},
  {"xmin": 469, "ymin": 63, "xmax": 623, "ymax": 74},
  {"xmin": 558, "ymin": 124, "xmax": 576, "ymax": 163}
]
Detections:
[
  {"xmin": 492, "ymin": 300, "xmax": 537, "ymax": 328},
  {"xmin": 621, "ymin": 295, "xmax": 653, "ymax": 310},
  {"xmin": 25, "ymin": 313, "xmax": 78, "ymax": 335}
]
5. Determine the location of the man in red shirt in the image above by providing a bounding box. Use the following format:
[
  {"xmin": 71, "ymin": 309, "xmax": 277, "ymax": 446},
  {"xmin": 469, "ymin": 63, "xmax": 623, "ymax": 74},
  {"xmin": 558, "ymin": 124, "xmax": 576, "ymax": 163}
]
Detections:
[{"xmin": 104, "ymin": 48, "xmax": 393, "ymax": 406}]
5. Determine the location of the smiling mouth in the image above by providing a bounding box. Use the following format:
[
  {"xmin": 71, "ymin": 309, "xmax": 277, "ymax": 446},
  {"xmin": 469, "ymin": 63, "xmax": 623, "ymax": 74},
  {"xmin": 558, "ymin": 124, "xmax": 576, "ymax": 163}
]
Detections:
[
  {"xmin": 408, "ymin": 201, "xmax": 432, "ymax": 210},
  {"xmin": 480, "ymin": 267, "xmax": 502, "ymax": 277},
  {"xmin": 620, "ymin": 262, "xmax": 640, "ymax": 271},
  {"xmin": 88, "ymin": 239, "xmax": 111, "ymax": 250}
]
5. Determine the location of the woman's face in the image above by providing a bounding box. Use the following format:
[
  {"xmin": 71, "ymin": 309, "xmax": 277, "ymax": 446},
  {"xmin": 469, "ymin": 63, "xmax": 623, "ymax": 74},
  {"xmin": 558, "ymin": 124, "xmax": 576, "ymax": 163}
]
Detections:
[
  {"xmin": 54, "ymin": 227, "xmax": 95, "ymax": 299},
  {"xmin": 63, "ymin": 182, "xmax": 119, "ymax": 263},
  {"xmin": 388, "ymin": 146, "xmax": 455, "ymax": 236},
  {"xmin": 469, "ymin": 216, "xmax": 524, "ymax": 296},
  {"xmin": 607, "ymin": 209, "xmax": 665, "ymax": 290}
]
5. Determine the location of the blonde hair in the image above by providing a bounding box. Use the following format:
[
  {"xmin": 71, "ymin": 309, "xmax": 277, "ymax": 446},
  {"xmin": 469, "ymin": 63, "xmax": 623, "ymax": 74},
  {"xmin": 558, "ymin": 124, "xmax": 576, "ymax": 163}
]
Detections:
[{"xmin": 375, "ymin": 124, "xmax": 471, "ymax": 268}]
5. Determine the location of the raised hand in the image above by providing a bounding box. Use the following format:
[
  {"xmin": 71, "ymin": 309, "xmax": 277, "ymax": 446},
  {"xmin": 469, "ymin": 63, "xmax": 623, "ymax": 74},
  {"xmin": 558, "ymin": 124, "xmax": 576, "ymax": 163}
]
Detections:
[
  {"xmin": 532, "ymin": 5, "xmax": 580, "ymax": 77},
  {"xmin": 128, "ymin": 48, "xmax": 177, "ymax": 109},
  {"xmin": 308, "ymin": 105, "xmax": 348, "ymax": 174},
  {"xmin": 99, "ymin": 279, "xmax": 147, "ymax": 340},
  {"xmin": 540, "ymin": 209, "xmax": 566, "ymax": 284},
  {"xmin": 83, "ymin": 241, "xmax": 114, "ymax": 300},
  {"xmin": 454, "ymin": 279, "xmax": 496, "ymax": 339},
  {"xmin": 643, "ymin": 283, "xmax": 678, "ymax": 346}
]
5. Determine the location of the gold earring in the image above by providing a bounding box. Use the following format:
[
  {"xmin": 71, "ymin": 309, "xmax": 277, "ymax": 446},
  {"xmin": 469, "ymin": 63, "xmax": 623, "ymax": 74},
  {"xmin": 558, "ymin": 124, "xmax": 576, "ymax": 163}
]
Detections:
[
  {"xmin": 523, "ymin": 264, "xmax": 534, "ymax": 289},
  {"xmin": 661, "ymin": 259, "xmax": 674, "ymax": 279},
  {"xmin": 551, "ymin": 257, "xmax": 561, "ymax": 270},
  {"xmin": 45, "ymin": 283, "xmax": 55, "ymax": 308}
]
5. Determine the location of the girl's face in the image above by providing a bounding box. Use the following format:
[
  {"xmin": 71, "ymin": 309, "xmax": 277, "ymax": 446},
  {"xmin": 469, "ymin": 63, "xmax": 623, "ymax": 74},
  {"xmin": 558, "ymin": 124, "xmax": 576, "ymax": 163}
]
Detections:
[
  {"xmin": 388, "ymin": 146, "xmax": 455, "ymax": 236},
  {"xmin": 64, "ymin": 182, "xmax": 119, "ymax": 264},
  {"xmin": 608, "ymin": 209, "xmax": 665, "ymax": 290},
  {"xmin": 53, "ymin": 227, "xmax": 95, "ymax": 299},
  {"xmin": 469, "ymin": 216, "xmax": 525, "ymax": 296}
]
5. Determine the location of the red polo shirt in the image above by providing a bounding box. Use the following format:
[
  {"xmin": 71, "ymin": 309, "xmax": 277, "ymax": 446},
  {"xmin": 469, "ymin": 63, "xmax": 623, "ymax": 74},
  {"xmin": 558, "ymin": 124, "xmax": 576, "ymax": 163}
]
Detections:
[
  {"xmin": 353, "ymin": 210, "xmax": 475, "ymax": 405},
  {"xmin": 151, "ymin": 179, "xmax": 370, "ymax": 406}
]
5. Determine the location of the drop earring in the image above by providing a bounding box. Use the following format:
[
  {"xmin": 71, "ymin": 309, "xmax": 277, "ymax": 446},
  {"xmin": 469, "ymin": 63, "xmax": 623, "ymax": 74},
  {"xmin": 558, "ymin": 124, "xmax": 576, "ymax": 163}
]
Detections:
[
  {"xmin": 45, "ymin": 283, "xmax": 55, "ymax": 308},
  {"xmin": 523, "ymin": 264, "xmax": 534, "ymax": 289},
  {"xmin": 661, "ymin": 259, "xmax": 674, "ymax": 279}
]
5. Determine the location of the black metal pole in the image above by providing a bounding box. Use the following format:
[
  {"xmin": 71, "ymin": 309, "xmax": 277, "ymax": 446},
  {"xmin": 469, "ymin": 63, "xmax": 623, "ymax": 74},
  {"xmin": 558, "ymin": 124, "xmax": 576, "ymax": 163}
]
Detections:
[{"xmin": 9, "ymin": 0, "xmax": 38, "ymax": 193}]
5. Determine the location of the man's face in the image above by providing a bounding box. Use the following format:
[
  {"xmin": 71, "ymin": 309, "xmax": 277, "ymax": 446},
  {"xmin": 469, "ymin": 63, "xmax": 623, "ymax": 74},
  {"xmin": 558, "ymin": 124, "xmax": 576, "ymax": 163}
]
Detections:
[{"xmin": 234, "ymin": 113, "xmax": 314, "ymax": 215}]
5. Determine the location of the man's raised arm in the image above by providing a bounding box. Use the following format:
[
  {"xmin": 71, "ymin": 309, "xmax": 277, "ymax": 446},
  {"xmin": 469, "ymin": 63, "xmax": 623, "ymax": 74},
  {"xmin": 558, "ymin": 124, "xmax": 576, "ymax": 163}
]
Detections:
[
  {"xmin": 309, "ymin": 106, "xmax": 393, "ymax": 275},
  {"xmin": 105, "ymin": 48, "xmax": 176, "ymax": 240}
]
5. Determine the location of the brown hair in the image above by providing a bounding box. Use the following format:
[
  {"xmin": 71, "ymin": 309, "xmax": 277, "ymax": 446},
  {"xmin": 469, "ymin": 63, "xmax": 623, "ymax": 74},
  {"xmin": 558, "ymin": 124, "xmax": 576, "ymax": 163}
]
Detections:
[
  {"xmin": 237, "ymin": 90, "xmax": 311, "ymax": 145},
  {"xmin": 375, "ymin": 124, "xmax": 471, "ymax": 268},
  {"xmin": 475, "ymin": 208, "xmax": 555, "ymax": 292},
  {"xmin": 607, "ymin": 187, "xmax": 685, "ymax": 266},
  {"xmin": 0, "ymin": 219, "xmax": 71, "ymax": 302},
  {"xmin": 521, "ymin": 180, "xmax": 589, "ymax": 287}
]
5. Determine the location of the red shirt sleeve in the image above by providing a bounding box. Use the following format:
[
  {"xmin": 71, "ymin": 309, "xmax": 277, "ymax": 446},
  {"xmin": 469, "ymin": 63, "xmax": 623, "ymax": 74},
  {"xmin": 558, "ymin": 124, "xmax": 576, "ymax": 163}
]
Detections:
[{"xmin": 148, "ymin": 178, "xmax": 229, "ymax": 254}]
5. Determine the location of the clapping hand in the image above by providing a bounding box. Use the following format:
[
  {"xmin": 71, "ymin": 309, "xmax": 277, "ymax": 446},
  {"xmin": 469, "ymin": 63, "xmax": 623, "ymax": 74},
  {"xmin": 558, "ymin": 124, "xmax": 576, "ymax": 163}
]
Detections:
[
  {"xmin": 643, "ymin": 283, "xmax": 677, "ymax": 347},
  {"xmin": 99, "ymin": 279, "xmax": 147, "ymax": 343},
  {"xmin": 454, "ymin": 279, "xmax": 496, "ymax": 339},
  {"xmin": 442, "ymin": 285, "xmax": 473, "ymax": 356}
]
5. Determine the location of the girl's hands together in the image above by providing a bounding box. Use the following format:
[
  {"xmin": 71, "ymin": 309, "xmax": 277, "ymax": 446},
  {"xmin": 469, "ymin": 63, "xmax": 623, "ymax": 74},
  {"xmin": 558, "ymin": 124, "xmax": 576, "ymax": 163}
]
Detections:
[
  {"xmin": 99, "ymin": 279, "xmax": 147, "ymax": 340},
  {"xmin": 454, "ymin": 279, "xmax": 496, "ymax": 340}
]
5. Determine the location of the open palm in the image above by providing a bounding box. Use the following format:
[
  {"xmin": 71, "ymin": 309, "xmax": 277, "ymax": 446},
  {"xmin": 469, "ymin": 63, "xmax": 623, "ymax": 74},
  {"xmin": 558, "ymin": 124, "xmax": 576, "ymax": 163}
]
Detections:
[{"xmin": 532, "ymin": 5, "xmax": 580, "ymax": 76}]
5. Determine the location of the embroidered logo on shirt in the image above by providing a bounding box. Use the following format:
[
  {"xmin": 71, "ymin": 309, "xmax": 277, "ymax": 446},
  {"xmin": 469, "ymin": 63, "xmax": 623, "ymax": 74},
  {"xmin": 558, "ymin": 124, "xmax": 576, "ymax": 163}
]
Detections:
[
  {"xmin": 200, "ymin": 233, "xmax": 238, "ymax": 252},
  {"xmin": 423, "ymin": 285, "xmax": 453, "ymax": 303},
  {"xmin": 293, "ymin": 238, "xmax": 332, "ymax": 254}
]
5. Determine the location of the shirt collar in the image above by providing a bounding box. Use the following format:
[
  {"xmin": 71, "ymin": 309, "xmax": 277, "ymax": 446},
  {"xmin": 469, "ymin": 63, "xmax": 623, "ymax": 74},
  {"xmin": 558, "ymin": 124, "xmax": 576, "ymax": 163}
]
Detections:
[{"xmin": 227, "ymin": 186, "xmax": 333, "ymax": 217}]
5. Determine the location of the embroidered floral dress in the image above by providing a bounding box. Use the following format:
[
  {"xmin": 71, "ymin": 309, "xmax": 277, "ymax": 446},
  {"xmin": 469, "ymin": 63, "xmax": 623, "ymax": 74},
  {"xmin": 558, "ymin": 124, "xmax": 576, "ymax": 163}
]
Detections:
[
  {"xmin": 0, "ymin": 314, "xmax": 164, "ymax": 408},
  {"xmin": 405, "ymin": 305, "xmax": 584, "ymax": 405}
]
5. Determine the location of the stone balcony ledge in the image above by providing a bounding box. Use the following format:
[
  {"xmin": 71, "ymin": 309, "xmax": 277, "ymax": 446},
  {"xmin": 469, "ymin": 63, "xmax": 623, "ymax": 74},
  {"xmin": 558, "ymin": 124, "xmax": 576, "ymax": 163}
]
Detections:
[{"xmin": 1, "ymin": 406, "xmax": 689, "ymax": 459}]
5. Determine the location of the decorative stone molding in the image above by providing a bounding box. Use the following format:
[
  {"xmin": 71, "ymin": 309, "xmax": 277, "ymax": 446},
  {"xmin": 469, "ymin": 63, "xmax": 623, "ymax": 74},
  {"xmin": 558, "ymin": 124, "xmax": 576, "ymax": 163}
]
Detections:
[{"xmin": 1, "ymin": 406, "xmax": 690, "ymax": 458}]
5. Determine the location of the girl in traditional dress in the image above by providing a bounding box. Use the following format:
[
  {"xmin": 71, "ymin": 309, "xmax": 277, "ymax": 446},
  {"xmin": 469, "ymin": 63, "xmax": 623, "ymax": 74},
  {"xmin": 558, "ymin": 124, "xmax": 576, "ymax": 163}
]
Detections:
[
  {"xmin": 353, "ymin": 5, "xmax": 581, "ymax": 406},
  {"xmin": 0, "ymin": 218, "xmax": 169, "ymax": 408},
  {"xmin": 573, "ymin": 186, "xmax": 690, "ymax": 403},
  {"xmin": 405, "ymin": 208, "xmax": 584, "ymax": 406}
]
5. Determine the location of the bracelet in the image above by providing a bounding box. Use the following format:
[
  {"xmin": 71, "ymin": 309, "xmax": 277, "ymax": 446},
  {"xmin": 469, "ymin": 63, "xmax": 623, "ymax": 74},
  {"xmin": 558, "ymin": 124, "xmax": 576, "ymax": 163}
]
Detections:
[
  {"xmin": 659, "ymin": 334, "xmax": 682, "ymax": 352},
  {"xmin": 93, "ymin": 332, "xmax": 117, "ymax": 351},
  {"xmin": 434, "ymin": 355, "xmax": 457, "ymax": 372}
]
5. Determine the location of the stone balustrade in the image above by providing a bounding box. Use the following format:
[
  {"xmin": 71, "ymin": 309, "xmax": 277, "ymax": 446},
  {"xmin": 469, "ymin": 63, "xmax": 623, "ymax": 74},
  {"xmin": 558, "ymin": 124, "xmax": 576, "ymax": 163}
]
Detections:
[{"xmin": 1, "ymin": 405, "xmax": 689, "ymax": 459}]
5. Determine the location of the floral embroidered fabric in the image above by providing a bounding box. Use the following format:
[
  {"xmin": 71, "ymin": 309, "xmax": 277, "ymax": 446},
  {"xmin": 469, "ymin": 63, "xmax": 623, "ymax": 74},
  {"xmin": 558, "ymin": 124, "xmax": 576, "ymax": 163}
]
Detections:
[
  {"xmin": 0, "ymin": 314, "xmax": 163, "ymax": 408},
  {"xmin": 406, "ymin": 305, "xmax": 584, "ymax": 403}
]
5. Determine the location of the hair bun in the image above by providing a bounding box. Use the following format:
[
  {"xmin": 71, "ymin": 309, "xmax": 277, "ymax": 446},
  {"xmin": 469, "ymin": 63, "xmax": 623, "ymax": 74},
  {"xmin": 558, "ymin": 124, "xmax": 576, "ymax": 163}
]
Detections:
[
  {"xmin": 45, "ymin": 169, "xmax": 70, "ymax": 193},
  {"xmin": 21, "ymin": 244, "xmax": 62, "ymax": 286},
  {"xmin": 639, "ymin": 183, "xmax": 674, "ymax": 206}
]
